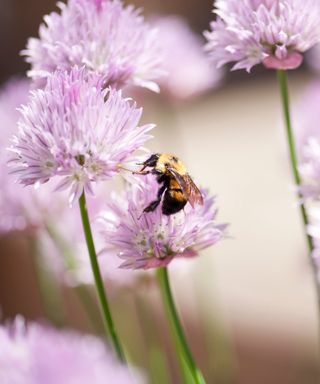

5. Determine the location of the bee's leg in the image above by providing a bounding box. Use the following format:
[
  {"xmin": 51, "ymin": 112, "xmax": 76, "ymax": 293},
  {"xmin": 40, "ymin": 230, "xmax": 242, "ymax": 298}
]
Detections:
[
  {"xmin": 143, "ymin": 200, "xmax": 161, "ymax": 213},
  {"xmin": 132, "ymin": 170, "xmax": 150, "ymax": 175},
  {"xmin": 142, "ymin": 184, "xmax": 166, "ymax": 214}
]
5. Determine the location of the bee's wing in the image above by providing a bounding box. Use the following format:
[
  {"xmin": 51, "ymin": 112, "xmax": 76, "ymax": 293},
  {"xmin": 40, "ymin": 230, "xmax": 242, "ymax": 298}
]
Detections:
[{"xmin": 167, "ymin": 169, "xmax": 203, "ymax": 208}]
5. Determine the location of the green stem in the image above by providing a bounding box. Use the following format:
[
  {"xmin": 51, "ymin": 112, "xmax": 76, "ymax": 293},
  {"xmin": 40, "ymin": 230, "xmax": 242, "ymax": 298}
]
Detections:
[
  {"xmin": 277, "ymin": 70, "xmax": 320, "ymax": 324},
  {"xmin": 79, "ymin": 191, "xmax": 125, "ymax": 361},
  {"xmin": 277, "ymin": 70, "xmax": 313, "ymax": 251},
  {"xmin": 156, "ymin": 267, "xmax": 206, "ymax": 384}
]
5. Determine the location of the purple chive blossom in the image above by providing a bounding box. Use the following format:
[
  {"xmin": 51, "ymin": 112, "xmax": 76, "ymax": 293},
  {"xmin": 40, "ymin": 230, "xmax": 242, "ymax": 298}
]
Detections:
[
  {"xmin": 0, "ymin": 78, "xmax": 70, "ymax": 233},
  {"xmin": 9, "ymin": 67, "xmax": 154, "ymax": 203},
  {"xmin": 98, "ymin": 174, "xmax": 227, "ymax": 270},
  {"xmin": 154, "ymin": 15, "xmax": 222, "ymax": 101},
  {"xmin": 22, "ymin": 0, "xmax": 163, "ymax": 92},
  {"xmin": 204, "ymin": 0, "xmax": 320, "ymax": 72},
  {"xmin": 0, "ymin": 317, "xmax": 143, "ymax": 384}
]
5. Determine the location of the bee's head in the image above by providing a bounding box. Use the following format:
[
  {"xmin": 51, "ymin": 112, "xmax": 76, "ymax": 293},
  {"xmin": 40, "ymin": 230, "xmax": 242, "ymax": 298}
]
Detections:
[{"xmin": 141, "ymin": 153, "xmax": 160, "ymax": 168}]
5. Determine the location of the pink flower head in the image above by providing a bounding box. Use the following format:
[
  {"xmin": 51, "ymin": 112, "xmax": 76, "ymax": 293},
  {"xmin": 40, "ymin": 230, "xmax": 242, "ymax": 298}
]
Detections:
[
  {"xmin": 0, "ymin": 78, "xmax": 71, "ymax": 233},
  {"xmin": 154, "ymin": 15, "xmax": 222, "ymax": 101},
  {"xmin": 23, "ymin": 0, "xmax": 163, "ymax": 92},
  {"xmin": 204, "ymin": 0, "xmax": 320, "ymax": 72},
  {"xmin": 98, "ymin": 174, "xmax": 227, "ymax": 269},
  {"xmin": 0, "ymin": 317, "xmax": 143, "ymax": 384},
  {"xmin": 9, "ymin": 67, "xmax": 154, "ymax": 203}
]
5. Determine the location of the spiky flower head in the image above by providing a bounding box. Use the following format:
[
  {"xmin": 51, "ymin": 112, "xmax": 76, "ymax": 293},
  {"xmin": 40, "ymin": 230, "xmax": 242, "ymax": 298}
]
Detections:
[
  {"xmin": 23, "ymin": 0, "xmax": 163, "ymax": 91},
  {"xmin": 204, "ymin": 0, "xmax": 320, "ymax": 72},
  {"xmin": 0, "ymin": 317, "xmax": 142, "ymax": 384},
  {"xmin": 9, "ymin": 67, "xmax": 154, "ymax": 203},
  {"xmin": 98, "ymin": 174, "xmax": 227, "ymax": 269},
  {"xmin": 0, "ymin": 78, "xmax": 71, "ymax": 233},
  {"xmin": 154, "ymin": 15, "xmax": 222, "ymax": 101}
]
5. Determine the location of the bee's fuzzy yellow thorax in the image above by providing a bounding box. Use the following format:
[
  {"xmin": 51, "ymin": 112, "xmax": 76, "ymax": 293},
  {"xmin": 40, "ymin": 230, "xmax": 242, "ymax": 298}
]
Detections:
[{"xmin": 157, "ymin": 153, "xmax": 187, "ymax": 175}]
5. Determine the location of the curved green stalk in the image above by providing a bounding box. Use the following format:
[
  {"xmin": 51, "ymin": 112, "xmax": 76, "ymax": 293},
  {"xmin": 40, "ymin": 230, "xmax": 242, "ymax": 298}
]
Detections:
[
  {"xmin": 156, "ymin": 267, "xmax": 206, "ymax": 384},
  {"xmin": 277, "ymin": 69, "xmax": 320, "ymax": 320},
  {"xmin": 79, "ymin": 191, "xmax": 125, "ymax": 361},
  {"xmin": 277, "ymin": 70, "xmax": 313, "ymax": 251}
]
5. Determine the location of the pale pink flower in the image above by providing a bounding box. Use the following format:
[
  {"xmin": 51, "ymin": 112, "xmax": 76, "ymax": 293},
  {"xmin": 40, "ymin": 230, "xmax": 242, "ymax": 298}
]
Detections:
[
  {"xmin": 98, "ymin": 174, "xmax": 227, "ymax": 269},
  {"xmin": 23, "ymin": 0, "xmax": 163, "ymax": 91},
  {"xmin": 0, "ymin": 78, "xmax": 70, "ymax": 233},
  {"xmin": 154, "ymin": 15, "xmax": 222, "ymax": 101},
  {"xmin": 204, "ymin": 0, "xmax": 320, "ymax": 72},
  {"xmin": 0, "ymin": 317, "xmax": 143, "ymax": 384},
  {"xmin": 9, "ymin": 67, "xmax": 154, "ymax": 203}
]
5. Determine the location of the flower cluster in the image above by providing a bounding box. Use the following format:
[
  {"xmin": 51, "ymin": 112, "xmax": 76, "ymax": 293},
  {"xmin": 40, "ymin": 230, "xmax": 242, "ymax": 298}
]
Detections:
[
  {"xmin": 0, "ymin": 78, "xmax": 69, "ymax": 233},
  {"xmin": 204, "ymin": 0, "xmax": 320, "ymax": 71},
  {"xmin": 0, "ymin": 317, "xmax": 142, "ymax": 384},
  {"xmin": 99, "ymin": 174, "xmax": 226, "ymax": 269},
  {"xmin": 23, "ymin": 0, "xmax": 163, "ymax": 91},
  {"xmin": 9, "ymin": 67, "xmax": 154, "ymax": 203},
  {"xmin": 154, "ymin": 15, "xmax": 222, "ymax": 101}
]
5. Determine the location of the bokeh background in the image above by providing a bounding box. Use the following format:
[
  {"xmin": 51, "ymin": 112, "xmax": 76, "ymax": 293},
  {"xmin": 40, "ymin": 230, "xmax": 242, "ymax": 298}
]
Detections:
[{"xmin": 0, "ymin": 0, "xmax": 319, "ymax": 383}]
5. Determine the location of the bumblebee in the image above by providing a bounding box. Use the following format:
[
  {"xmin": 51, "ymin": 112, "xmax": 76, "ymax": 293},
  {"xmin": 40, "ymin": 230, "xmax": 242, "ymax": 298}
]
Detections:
[{"xmin": 135, "ymin": 153, "xmax": 203, "ymax": 215}]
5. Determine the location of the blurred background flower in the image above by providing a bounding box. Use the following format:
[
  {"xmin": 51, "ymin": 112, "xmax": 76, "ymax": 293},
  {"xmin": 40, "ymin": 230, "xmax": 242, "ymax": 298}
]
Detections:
[
  {"xmin": 23, "ymin": 0, "xmax": 164, "ymax": 91},
  {"xmin": 154, "ymin": 15, "xmax": 222, "ymax": 102},
  {"xmin": 0, "ymin": 316, "xmax": 143, "ymax": 384}
]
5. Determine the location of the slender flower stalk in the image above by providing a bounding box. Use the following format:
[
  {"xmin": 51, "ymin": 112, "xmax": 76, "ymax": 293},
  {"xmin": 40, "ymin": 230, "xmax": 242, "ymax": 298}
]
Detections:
[
  {"xmin": 277, "ymin": 70, "xmax": 320, "ymax": 317},
  {"xmin": 156, "ymin": 268, "xmax": 205, "ymax": 384},
  {"xmin": 79, "ymin": 191, "xmax": 125, "ymax": 361},
  {"xmin": 277, "ymin": 70, "xmax": 313, "ymax": 251}
]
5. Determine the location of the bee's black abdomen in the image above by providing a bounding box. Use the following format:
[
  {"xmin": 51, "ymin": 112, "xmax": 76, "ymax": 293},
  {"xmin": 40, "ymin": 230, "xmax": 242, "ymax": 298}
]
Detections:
[{"xmin": 162, "ymin": 189, "xmax": 187, "ymax": 215}]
